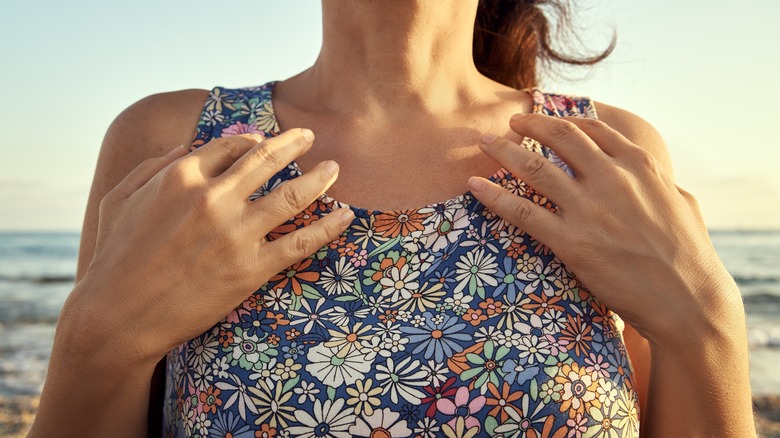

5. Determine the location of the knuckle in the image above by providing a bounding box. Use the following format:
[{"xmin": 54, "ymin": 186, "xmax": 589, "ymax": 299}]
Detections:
[
  {"xmin": 579, "ymin": 117, "xmax": 608, "ymax": 132},
  {"xmin": 192, "ymin": 188, "xmax": 219, "ymax": 214},
  {"xmin": 279, "ymin": 183, "xmax": 308, "ymax": 209},
  {"xmin": 676, "ymin": 185, "xmax": 700, "ymax": 208},
  {"xmin": 293, "ymin": 131, "xmax": 310, "ymax": 151},
  {"xmin": 254, "ymin": 142, "xmax": 282, "ymax": 168},
  {"xmin": 508, "ymin": 199, "xmax": 535, "ymax": 224},
  {"xmin": 287, "ymin": 232, "xmax": 316, "ymax": 260},
  {"xmin": 521, "ymin": 154, "xmax": 548, "ymax": 180},
  {"xmin": 215, "ymin": 136, "xmax": 248, "ymax": 161},
  {"xmin": 549, "ymin": 121, "xmax": 580, "ymax": 142},
  {"xmin": 632, "ymin": 148, "xmax": 659, "ymax": 173},
  {"xmin": 161, "ymin": 160, "xmax": 191, "ymax": 185}
]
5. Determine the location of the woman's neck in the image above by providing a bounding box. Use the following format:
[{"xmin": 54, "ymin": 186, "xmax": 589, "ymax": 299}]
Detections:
[{"xmin": 282, "ymin": 0, "xmax": 497, "ymax": 118}]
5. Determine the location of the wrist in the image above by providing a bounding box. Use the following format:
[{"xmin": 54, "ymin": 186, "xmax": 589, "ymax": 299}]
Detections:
[
  {"xmin": 639, "ymin": 265, "xmax": 747, "ymax": 351},
  {"xmin": 55, "ymin": 274, "xmax": 162, "ymax": 374}
]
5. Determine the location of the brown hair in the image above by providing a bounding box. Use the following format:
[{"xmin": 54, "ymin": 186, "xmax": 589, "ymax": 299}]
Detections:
[{"xmin": 473, "ymin": 0, "xmax": 616, "ymax": 89}]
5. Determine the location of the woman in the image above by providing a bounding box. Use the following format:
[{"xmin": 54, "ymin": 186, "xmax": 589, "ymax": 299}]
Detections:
[{"xmin": 30, "ymin": 1, "xmax": 755, "ymax": 437}]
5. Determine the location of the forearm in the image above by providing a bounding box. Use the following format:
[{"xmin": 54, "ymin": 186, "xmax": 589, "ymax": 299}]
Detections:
[
  {"xmin": 29, "ymin": 282, "xmax": 158, "ymax": 438},
  {"xmin": 641, "ymin": 294, "xmax": 756, "ymax": 437}
]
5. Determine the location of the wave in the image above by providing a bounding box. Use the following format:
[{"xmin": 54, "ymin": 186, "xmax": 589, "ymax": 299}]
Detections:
[
  {"xmin": 749, "ymin": 328, "xmax": 780, "ymax": 350},
  {"xmin": 0, "ymin": 274, "xmax": 75, "ymax": 284},
  {"xmin": 734, "ymin": 275, "xmax": 780, "ymax": 286},
  {"xmin": 743, "ymin": 293, "xmax": 780, "ymax": 306}
]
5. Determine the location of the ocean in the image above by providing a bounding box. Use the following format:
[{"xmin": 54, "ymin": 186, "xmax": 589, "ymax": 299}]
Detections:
[{"xmin": 0, "ymin": 230, "xmax": 778, "ymax": 398}]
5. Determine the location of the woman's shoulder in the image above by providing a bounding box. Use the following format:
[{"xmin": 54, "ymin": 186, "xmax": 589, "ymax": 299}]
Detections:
[
  {"xmin": 593, "ymin": 100, "xmax": 675, "ymax": 179},
  {"xmin": 106, "ymin": 88, "xmax": 211, "ymax": 157}
]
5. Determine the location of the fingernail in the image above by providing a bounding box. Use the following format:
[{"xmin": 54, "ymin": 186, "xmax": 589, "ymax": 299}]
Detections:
[
  {"xmin": 511, "ymin": 113, "xmax": 527, "ymax": 122},
  {"xmin": 468, "ymin": 176, "xmax": 486, "ymax": 192},
  {"xmin": 301, "ymin": 128, "xmax": 315, "ymax": 143},
  {"xmin": 480, "ymin": 132, "xmax": 497, "ymax": 144},
  {"xmin": 324, "ymin": 160, "xmax": 339, "ymax": 176},
  {"xmin": 338, "ymin": 208, "xmax": 355, "ymax": 226}
]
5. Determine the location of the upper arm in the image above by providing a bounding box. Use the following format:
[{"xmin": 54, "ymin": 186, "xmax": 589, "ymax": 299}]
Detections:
[
  {"xmin": 592, "ymin": 100, "xmax": 675, "ymax": 419},
  {"xmin": 75, "ymin": 89, "xmax": 209, "ymax": 283}
]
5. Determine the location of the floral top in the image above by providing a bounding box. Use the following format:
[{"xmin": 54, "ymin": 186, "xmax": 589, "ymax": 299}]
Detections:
[{"xmin": 162, "ymin": 81, "xmax": 640, "ymax": 438}]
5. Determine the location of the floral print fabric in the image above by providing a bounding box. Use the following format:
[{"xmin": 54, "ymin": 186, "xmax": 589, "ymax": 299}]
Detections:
[{"xmin": 162, "ymin": 81, "xmax": 640, "ymax": 437}]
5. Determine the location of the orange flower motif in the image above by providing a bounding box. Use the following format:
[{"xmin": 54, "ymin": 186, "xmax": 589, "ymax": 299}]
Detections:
[
  {"xmin": 285, "ymin": 328, "xmax": 300, "ymax": 340},
  {"xmin": 328, "ymin": 234, "xmax": 348, "ymax": 250},
  {"xmin": 255, "ymin": 424, "xmax": 277, "ymax": 438},
  {"xmin": 199, "ymin": 386, "xmax": 222, "ymax": 414},
  {"xmin": 448, "ymin": 342, "xmax": 484, "ymax": 376},
  {"xmin": 269, "ymin": 258, "xmax": 320, "ymax": 296},
  {"xmin": 266, "ymin": 311, "xmax": 290, "ymax": 330},
  {"xmin": 373, "ymin": 209, "xmax": 430, "ymax": 238},
  {"xmin": 505, "ymin": 240, "xmax": 529, "ymax": 260},
  {"xmin": 245, "ymin": 294, "xmax": 265, "ymax": 311},
  {"xmin": 267, "ymin": 333, "xmax": 280, "ymax": 345},
  {"xmin": 554, "ymin": 362, "xmax": 601, "ymax": 418},
  {"xmin": 522, "ymin": 292, "xmax": 564, "ymax": 316},
  {"xmin": 379, "ymin": 309, "xmax": 399, "ymax": 323},
  {"xmin": 478, "ymin": 298, "xmax": 504, "ymax": 316},
  {"xmin": 560, "ymin": 314, "xmax": 593, "ymax": 357},
  {"xmin": 218, "ymin": 330, "xmax": 234, "ymax": 348},
  {"xmin": 370, "ymin": 255, "xmax": 407, "ymax": 282},
  {"xmin": 337, "ymin": 241, "xmax": 359, "ymax": 257},
  {"xmin": 293, "ymin": 202, "xmax": 321, "ymax": 227},
  {"xmin": 463, "ymin": 308, "xmax": 488, "ymax": 326},
  {"xmin": 485, "ymin": 383, "xmax": 522, "ymax": 422}
]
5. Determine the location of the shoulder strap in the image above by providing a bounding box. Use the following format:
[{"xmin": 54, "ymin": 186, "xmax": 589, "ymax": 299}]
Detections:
[
  {"xmin": 526, "ymin": 89, "xmax": 598, "ymax": 179},
  {"xmin": 529, "ymin": 89, "xmax": 598, "ymax": 119},
  {"xmin": 190, "ymin": 83, "xmax": 277, "ymax": 150}
]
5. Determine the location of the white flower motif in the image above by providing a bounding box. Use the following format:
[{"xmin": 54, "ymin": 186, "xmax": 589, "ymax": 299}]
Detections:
[
  {"xmin": 453, "ymin": 248, "xmax": 499, "ymax": 297},
  {"xmin": 444, "ymin": 291, "xmax": 473, "ymax": 315},
  {"xmin": 293, "ymin": 380, "xmax": 320, "ymax": 404},
  {"xmin": 517, "ymin": 334, "xmax": 551, "ymax": 365},
  {"xmin": 263, "ymin": 287, "xmax": 292, "ymax": 311},
  {"xmin": 287, "ymin": 398, "xmax": 356, "ymax": 438},
  {"xmin": 210, "ymin": 356, "xmax": 230, "ymax": 379},
  {"xmin": 317, "ymin": 257, "xmax": 359, "ymax": 296},
  {"xmin": 379, "ymin": 263, "xmax": 420, "ymax": 301},
  {"xmin": 187, "ymin": 331, "xmax": 219, "ymax": 369},
  {"xmin": 188, "ymin": 363, "xmax": 213, "ymax": 392},
  {"xmin": 519, "ymin": 262, "xmax": 558, "ymax": 296},
  {"xmin": 349, "ymin": 407, "xmax": 413, "ymax": 437},
  {"xmin": 420, "ymin": 360, "xmax": 449, "ymax": 387},
  {"xmin": 289, "ymin": 298, "xmax": 334, "ymax": 334},
  {"xmin": 305, "ymin": 344, "xmax": 371, "ymax": 387},
  {"xmin": 215, "ymin": 373, "xmax": 258, "ymax": 421},
  {"xmin": 375, "ymin": 357, "xmax": 428, "ymax": 404},
  {"xmin": 359, "ymin": 335, "xmax": 384, "ymax": 362},
  {"xmin": 420, "ymin": 207, "xmax": 469, "ymax": 252},
  {"xmin": 379, "ymin": 332, "xmax": 409, "ymax": 357}
]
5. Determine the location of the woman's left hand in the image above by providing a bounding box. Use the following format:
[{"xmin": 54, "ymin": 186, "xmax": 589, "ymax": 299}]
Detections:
[{"xmin": 467, "ymin": 113, "xmax": 742, "ymax": 345}]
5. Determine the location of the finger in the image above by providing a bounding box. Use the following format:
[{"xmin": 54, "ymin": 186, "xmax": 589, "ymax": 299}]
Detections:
[
  {"xmin": 478, "ymin": 133, "xmax": 581, "ymax": 207},
  {"xmin": 186, "ymin": 134, "xmax": 266, "ymax": 177},
  {"xmin": 114, "ymin": 145, "xmax": 189, "ymax": 199},
  {"xmin": 259, "ymin": 207, "xmax": 355, "ymax": 279},
  {"xmin": 249, "ymin": 160, "xmax": 340, "ymax": 236},
  {"xmin": 509, "ymin": 113, "xmax": 609, "ymax": 176},
  {"xmin": 215, "ymin": 128, "xmax": 315, "ymax": 198},
  {"xmin": 561, "ymin": 116, "xmax": 642, "ymax": 158},
  {"xmin": 468, "ymin": 176, "xmax": 563, "ymax": 246}
]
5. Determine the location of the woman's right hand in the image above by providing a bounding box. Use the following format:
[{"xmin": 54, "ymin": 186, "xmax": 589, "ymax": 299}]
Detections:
[{"xmin": 60, "ymin": 128, "xmax": 354, "ymax": 370}]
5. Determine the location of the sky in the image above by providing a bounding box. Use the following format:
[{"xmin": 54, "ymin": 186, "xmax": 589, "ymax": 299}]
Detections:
[{"xmin": 0, "ymin": 0, "xmax": 778, "ymax": 231}]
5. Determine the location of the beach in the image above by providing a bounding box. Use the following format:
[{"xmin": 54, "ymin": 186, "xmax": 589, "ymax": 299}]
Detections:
[{"xmin": 1, "ymin": 230, "xmax": 779, "ymax": 436}]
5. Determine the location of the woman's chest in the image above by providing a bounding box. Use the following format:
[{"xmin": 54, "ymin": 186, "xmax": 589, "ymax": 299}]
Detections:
[{"xmin": 162, "ymin": 188, "xmax": 639, "ymax": 437}]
